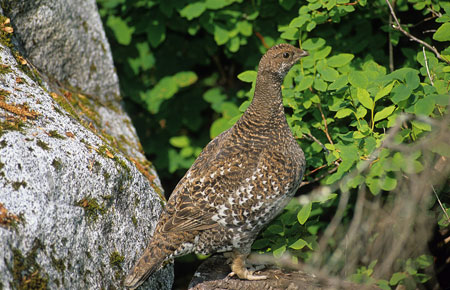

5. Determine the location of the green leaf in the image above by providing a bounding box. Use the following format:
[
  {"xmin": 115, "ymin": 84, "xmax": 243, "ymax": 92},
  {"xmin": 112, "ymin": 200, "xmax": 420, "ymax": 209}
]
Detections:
[
  {"xmin": 327, "ymin": 53, "xmax": 354, "ymax": 67},
  {"xmin": 381, "ymin": 175, "xmax": 397, "ymax": 191},
  {"xmin": 289, "ymin": 15, "xmax": 309, "ymax": 28},
  {"xmin": 313, "ymin": 78, "xmax": 328, "ymax": 92},
  {"xmin": 335, "ymin": 108, "xmax": 354, "ymax": 118},
  {"xmin": 107, "ymin": 16, "xmax": 134, "ymax": 45},
  {"xmin": 210, "ymin": 118, "xmax": 232, "ymax": 138},
  {"xmin": 169, "ymin": 136, "xmax": 190, "ymax": 148},
  {"xmin": 237, "ymin": 21, "xmax": 252, "ymax": 36},
  {"xmin": 375, "ymin": 82, "xmax": 395, "ymax": 101},
  {"xmin": 357, "ymin": 88, "xmax": 373, "ymax": 109},
  {"xmin": 147, "ymin": 19, "xmax": 165, "ymax": 48},
  {"xmin": 297, "ymin": 202, "xmax": 312, "ymax": 225},
  {"xmin": 297, "ymin": 75, "xmax": 314, "ymax": 91},
  {"xmin": 179, "ymin": 2, "xmax": 206, "ymax": 20},
  {"xmin": 237, "ymin": 70, "xmax": 257, "ymax": 82},
  {"xmin": 389, "ymin": 272, "xmax": 407, "ymax": 285},
  {"xmin": 391, "ymin": 84, "xmax": 412, "ymax": 104},
  {"xmin": 377, "ymin": 280, "xmax": 391, "ymax": 290},
  {"xmin": 433, "ymin": 22, "xmax": 450, "ymax": 42},
  {"xmin": 414, "ymin": 98, "xmax": 435, "ymax": 115},
  {"xmin": 320, "ymin": 67, "xmax": 339, "ymax": 82},
  {"xmin": 267, "ymin": 224, "xmax": 284, "ymax": 235},
  {"xmin": 405, "ymin": 71, "xmax": 420, "ymax": 90},
  {"xmin": 348, "ymin": 70, "xmax": 368, "ymax": 88},
  {"xmin": 302, "ymin": 38, "xmax": 326, "ymax": 51},
  {"xmin": 289, "ymin": 238, "xmax": 308, "ymax": 250},
  {"xmin": 374, "ymin": 106, "xmax": 395, "ymax": 122},
  {"xmin": 273, "ymin": 245, "xmax": 286, "ymax": 258},
  {"xmin": 252, "ymin": 238, "xmax": 270, "ymax": 249},
  {"xmin": 205, "ymin": 0, "xmax": 234, "ymax": 10},
  {"xmin": 328, "ymin": 75, "xmax": 348, "ymax": 90},
  {"xmin": 173, "ymin": 71, "xmax": 198, "ymax": 87},
  {"xmin": 411, "ymin": 120, "xmax": 431, "ymax": 131},
  {"xmin": 214, "ymin": 24, "xmax": 229, "ymax": 45}
]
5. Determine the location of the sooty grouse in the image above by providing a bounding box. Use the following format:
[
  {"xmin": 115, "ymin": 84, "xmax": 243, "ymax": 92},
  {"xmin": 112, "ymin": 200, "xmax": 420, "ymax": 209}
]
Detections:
[{"xmin": 124, "ymin": 43, "xmax": 308, "ymax": 288}]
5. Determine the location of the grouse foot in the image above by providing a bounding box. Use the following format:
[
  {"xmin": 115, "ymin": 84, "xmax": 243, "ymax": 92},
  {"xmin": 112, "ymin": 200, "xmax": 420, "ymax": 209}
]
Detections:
[{"xmin": 229, "ymin": 250, "xmax": 267, "ymax": 280}]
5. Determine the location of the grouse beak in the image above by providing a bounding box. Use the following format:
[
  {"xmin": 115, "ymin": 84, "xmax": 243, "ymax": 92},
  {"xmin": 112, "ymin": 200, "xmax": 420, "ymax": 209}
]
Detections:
[{"xmin": 299, "ymin": 49, "xmax": 309, "ymax": 57}]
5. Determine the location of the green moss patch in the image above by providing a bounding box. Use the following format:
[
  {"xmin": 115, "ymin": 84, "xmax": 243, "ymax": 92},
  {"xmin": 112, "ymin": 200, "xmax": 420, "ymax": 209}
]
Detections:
[
  {"xmin": 76, "ymin": 197, "xmax": 106, "ymax": 222},
  {"xmin": 11, "ymin": 239, "xmax": 48, "ymax": 290}
]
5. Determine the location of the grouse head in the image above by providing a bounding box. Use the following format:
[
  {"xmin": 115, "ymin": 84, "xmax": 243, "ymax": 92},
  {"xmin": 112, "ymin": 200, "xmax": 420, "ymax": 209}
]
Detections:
[{"xmin": 257, "ymin": 43, "xmax": 309, "ymax": 82}]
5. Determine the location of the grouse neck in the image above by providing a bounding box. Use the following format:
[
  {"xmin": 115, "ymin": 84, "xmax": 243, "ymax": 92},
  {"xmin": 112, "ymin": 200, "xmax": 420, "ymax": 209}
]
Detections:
[{"xmin": 246, "ymin": 72, "xmax": 285, "ymax": 122}]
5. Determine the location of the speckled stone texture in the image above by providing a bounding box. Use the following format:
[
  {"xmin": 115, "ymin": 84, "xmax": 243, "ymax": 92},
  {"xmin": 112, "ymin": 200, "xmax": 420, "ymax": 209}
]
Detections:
[
  {"xmin": 0, "ymin": 2, "xmax": 173, "ymax": 290},
  {"xmin": 1, "ymin": 0, "xmax": 119, "ymax": 99}
]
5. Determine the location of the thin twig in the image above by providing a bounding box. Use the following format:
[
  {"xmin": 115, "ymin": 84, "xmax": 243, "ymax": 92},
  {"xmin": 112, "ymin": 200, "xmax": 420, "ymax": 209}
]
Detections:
[
  {"xmin": 385, "ymin": 0, "xmax": 450, "ymax": 64},
  {"xmin": 317, "ymin": 103, "xmax": 333, "ymax": 145},
  {"xmin": 302, "ymin": 132, "xmax": 329, "ymax": 154},
  {"xmin": 255, "ymin": 32, "xmax": 269, "ymax": 49},
  {"xmin": 432, "ymin": 185, "xmax": 450, "ymax": 223},
  {"xmin": 423, "ymin": 46, "xmax": 434, "ymax": 86},
  {"xmin": 388, "ymin": 13, "xmax": 394, "ymax": 72}
]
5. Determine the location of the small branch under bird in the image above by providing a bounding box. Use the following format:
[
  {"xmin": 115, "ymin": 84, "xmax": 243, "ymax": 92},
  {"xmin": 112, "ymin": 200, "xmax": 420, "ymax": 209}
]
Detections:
[{"xmin": 124, "ymin": 43, "xmax": 309, "ymax": 289}]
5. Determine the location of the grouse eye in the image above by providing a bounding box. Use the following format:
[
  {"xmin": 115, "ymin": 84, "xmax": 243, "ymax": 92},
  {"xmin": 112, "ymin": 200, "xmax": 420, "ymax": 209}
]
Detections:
[{"xmin": 282, "ymin": 52, "xmax": 290, "ymax": 58}]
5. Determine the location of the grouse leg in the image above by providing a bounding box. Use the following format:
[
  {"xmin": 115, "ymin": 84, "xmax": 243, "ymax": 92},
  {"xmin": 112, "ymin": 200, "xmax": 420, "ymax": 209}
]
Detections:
[{"xmin": 230, "ymin": 250, "xmax": 267, "ymax": 280}]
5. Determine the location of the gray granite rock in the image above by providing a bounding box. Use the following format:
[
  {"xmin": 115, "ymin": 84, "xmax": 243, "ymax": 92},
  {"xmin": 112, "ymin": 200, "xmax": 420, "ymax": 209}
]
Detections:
[
  {"xmin": 1, "ymin": 0, "xmax": 119, "ymax": 100},
  {"xmin": 0, "ymin": 2, "xmax": 174, "ymax": 290}
]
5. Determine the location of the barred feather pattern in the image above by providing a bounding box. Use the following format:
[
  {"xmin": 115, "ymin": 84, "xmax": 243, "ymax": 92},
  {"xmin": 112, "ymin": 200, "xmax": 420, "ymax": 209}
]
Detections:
[{"xmin": 124, "ymin": 43, "xmax": 308, "ymax": 289}]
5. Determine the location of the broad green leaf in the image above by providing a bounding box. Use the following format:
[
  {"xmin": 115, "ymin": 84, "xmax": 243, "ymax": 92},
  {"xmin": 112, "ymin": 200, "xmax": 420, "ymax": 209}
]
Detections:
[
  {"xmin": 314, "ymin": 46, "xmax": 332, "ymax": 60},
  {"xmin": 267, "ymin": 224, "xmax": 284, "ymax": 235},
  {"xmin": 374, "ymin": 106, "xmax": 395, "ymax": 122},
  {"xmin": 411, "ymin": 120, "xmax": 431, "ymax": 131},
  {"xmin": 179, "ymin": 2, "xmax": 206, "ymax": 20},
  {"xmin": 297, "ymin": 75, "xmax": 314, "ymax": 91},
  {"xmin": 320, "ymin": 67, "xmax": 339, "ymax": 82},
  {"xmin": 214, "ymin": 24, "xmax": 229, "ymax": 45},
  {"xmin": 377, "ymin": 280, "xmax": 391, "ymax": 290},
  {"xmin": 335, "ymin": 108, "xmax": 353, "ymax": 118},
  {"xmin": 173, "ymin": 71, "xmax": 198, "ymax": 87},
  {"xmin": 405, "ymin": 71, "xmax": 420, "ymax": 90},
  {"xmin": 169, "ymin": 136, "xmax": 189, "ymax": 148},
  {"xmin": 297, "ymin": 202, "xmax": 312, "ymax": 225},
  {"xmin": 280, "ymin": 27, "xmax": 299, "ymax": 40},
  {"xmin": 107, "ymin": 16, "xmax": 134, "ymax": 45},
  {"xmin": 237, "ymin": 21, "xmax": 252, "ymax": 36},
  {"xmin": 306, "ymin": 21, "xmax": 316, "ymax": 31},
  {"xmin": 273, "ymin": 245, "xmax": 286, "ymax": 258},
  {"xmin": 289, "ymin": 15, "xmax": 309, "ymax": 28},
  {"xmin": 289, "ymin": 238, "xmax": 308, "ymax": 250},
  {"xmin": 349, "ymin": 70, "xmax": 368, "ymax": 88},
  {"xmin": 147, "ymin": 19, "xmax": 165, "ymax": 48},
  {"xmin": 337, "ymin": 143, "xmax": 359, "ymax": 171},
  {"xmin": 328, "ymin": 75, "xmax": 348, "ymax": 90},
  {"xmin": 205, "ymin": 0, "xmax": 234, "ymax": 10},
  {"xmin": 381, "ymin": 175, "xmax": 397, "ymax": 191},
  {"xmin": 327, "ymin": 53, "xmax": 354, "ymax": 67},
  {"xmin": 227, "ymin": 36, "xmax": 240, "ymax": 52},
  {"xmin": 252, "ymin": 238, "xmax": 270, "ymax": 249},
  {"xmin": 357, "ymin": 88, "xmax": 373, "ymax": 109},
  {"xmin": 313, "ymin": 78, "xmax": 328, "ymax": 92},
  {"xmin": 210, "ymin": 118, "xmax": 232, "ymax": 138},
  {"xmin": 391, "ymin": 84, "xmax": 412, "ymax": 104},
  {"xmin": 237, "ymin": 70, "xmax": 257, "ymax": 82},
  {"xmin": 389, "ymin": 272, "xmax": 407, "ymax": 285},
  {"xmin": 375, "ymin": 81, "xmax": 395, "ymax": 101},
  {"xmin": 433, "ymin": 22, "xmax": 450, "ymax": 42},
  {"xmin": 414, "ymin": 98, "xmax": 435, "ymax": 115},
  {"xmin": 302, "ymin": 38, "xmax": 326, "ymax": 50}
]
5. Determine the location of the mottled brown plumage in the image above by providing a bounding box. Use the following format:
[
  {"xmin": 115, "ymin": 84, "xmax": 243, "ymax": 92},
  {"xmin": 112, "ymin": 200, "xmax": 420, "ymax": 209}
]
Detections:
[{"xmin": 124, "ymin": 43, "xmax": 308, "ymax": 288}]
